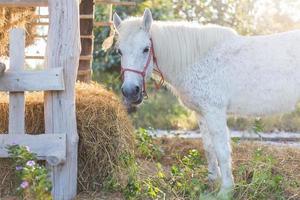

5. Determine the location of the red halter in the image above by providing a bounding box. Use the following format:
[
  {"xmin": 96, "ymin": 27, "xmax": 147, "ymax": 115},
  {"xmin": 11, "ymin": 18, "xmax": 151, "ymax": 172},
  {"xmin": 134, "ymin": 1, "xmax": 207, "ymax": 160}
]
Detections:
[{"xmin": 120, "ymin": 38, "xmax": 164, "ymax": 98}]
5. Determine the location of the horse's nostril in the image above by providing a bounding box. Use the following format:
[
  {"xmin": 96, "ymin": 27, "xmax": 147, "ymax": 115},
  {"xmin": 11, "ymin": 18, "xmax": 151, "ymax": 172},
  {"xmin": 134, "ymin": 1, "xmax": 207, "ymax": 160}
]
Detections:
[
  {"xmin": 122, "ymin": 85, "xmax": 140, "ymax": 97},
  {"xmin": 135, "ymin": 86, "xmax": 140, "ymax": 94}
]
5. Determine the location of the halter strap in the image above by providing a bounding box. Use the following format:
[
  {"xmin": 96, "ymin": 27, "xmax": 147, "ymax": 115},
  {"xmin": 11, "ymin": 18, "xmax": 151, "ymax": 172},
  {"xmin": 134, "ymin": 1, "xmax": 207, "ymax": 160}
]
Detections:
[{"xmin": 120, "ymin": 38, "xmax": 164, "ymax": 97}]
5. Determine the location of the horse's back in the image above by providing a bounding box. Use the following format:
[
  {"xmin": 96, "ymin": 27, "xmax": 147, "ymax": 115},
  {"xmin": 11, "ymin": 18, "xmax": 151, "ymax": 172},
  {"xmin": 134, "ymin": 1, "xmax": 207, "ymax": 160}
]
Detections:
[{"xmin": 218, "ymin": 30, "xmax": 300, "ymax": 116}]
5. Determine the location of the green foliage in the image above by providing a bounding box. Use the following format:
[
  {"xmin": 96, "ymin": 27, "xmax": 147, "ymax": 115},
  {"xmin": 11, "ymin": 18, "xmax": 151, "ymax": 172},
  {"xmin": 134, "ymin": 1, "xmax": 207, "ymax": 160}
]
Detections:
[
  {"xmin": 137, "ymin": 149, "xmax": 208, "ymax": 200},
  {"xmin": 137, "ymin": 0, "xmax": 177, "ymax": 20},
  {"xmin": 166, "ymin": 149, "xmax": 208, "ymax": 199},
  {"xmin": 234, "ymin": 148, "xmax": 285, "ymax": 200},
  {"xmin": 130, "ymin": 88, "xmax": 198, "ymax": 130},
  {"xmin": 252, "ymin": 118, "xmax": 264, "ymax": 134},
  {"xmin": 135, "ymin": 128, "xmax": 163, "ymax": 160},
  {"xmin": 92, "ymin": 71, "xmax": 121, "ymax": 92},
  {"xmin": 119, "ymin": 149, "xmax": 208, "ymax": 200},
  {"xmin": 6, "ymin": 144, "xmax": 52, "ymax": 200},
  {"xmin": 173, "ymin": 0, "xmax": 257, "ymax": 35}
]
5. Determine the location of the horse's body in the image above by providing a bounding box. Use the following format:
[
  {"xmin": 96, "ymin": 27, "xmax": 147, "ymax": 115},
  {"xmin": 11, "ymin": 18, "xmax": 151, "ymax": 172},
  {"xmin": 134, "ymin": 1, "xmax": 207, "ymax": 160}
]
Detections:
[
  {"xmin": 150, "ymin": 23, "xmax": 300, "ymax": 116},
  {"xmin": 113, "ymin": 9, "xmax": 300, "ymax": 198}
]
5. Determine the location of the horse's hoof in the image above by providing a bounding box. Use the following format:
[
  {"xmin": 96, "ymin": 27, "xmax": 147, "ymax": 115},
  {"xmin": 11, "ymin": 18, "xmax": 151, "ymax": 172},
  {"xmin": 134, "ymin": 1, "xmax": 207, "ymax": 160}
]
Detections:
[{"xmin": 216, "ymin": 187, "xmax": 233, "ymax": 200}]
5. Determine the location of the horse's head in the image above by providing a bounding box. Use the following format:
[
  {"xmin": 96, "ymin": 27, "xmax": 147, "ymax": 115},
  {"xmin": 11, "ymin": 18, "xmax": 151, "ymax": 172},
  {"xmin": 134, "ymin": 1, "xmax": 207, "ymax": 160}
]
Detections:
[{"xmin": 113, "ymin": 9, "xmax": 154, "ymax": 106}]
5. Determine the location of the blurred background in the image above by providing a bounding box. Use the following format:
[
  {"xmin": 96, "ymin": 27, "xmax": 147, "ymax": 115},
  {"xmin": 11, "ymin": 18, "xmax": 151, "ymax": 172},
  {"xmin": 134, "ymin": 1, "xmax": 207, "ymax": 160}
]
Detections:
[{"xmin": 93, "ymin": 0, "xmax": 300, "ymax": 131}]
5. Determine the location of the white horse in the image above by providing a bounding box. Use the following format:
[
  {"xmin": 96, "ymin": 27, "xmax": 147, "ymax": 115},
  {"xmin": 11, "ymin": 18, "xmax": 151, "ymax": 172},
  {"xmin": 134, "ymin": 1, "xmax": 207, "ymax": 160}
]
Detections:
[{"xmin": 113, "ymin": 9, "xmax": 300, "ymax": 198}]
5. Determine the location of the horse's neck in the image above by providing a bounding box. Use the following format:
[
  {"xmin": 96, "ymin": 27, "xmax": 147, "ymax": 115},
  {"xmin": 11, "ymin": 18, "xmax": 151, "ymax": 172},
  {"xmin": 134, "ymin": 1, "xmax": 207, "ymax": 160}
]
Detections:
[{"xmin": 150, "ymin": 22, "xmax": 237, "ymax": 87}]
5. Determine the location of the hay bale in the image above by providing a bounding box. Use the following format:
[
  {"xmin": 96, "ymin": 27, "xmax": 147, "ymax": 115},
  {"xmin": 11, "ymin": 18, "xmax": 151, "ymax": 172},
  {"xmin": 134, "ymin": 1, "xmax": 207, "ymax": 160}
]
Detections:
[
  {"xmin": 0, "ymin": 7, "xmax": 37, "ymax": 56},
  {"xmin": 0, "ymin": 82, "xmax": 134, "ymax": 196}
]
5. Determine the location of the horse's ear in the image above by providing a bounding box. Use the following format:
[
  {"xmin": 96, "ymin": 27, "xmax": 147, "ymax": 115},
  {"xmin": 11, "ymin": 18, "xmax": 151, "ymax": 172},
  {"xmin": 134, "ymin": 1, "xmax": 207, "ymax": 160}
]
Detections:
[
  {"xmin": 142, "ymin": 8, "xmax": 153, "ymax": 32},
  {"xmin": 113, "ymin": 12, "xmax": 122, "ymax": 32}
]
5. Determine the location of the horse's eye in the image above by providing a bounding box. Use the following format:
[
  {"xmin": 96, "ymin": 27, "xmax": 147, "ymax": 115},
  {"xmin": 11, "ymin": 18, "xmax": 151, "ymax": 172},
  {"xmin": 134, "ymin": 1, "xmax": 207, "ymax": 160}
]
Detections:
[
  {"xmin": 143, "ymin": 47, "xmax": 149, "ymax": 53},
  {"xmin": 117, "ymin": 48, "xmax": 122, "ymax": 56}
]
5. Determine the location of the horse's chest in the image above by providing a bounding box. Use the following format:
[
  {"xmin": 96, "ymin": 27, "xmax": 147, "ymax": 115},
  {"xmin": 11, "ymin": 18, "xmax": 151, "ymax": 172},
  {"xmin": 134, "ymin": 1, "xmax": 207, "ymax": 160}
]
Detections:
[{"xmin": 168, "ymin": 82, "xmax": 203, "ymax": 113}]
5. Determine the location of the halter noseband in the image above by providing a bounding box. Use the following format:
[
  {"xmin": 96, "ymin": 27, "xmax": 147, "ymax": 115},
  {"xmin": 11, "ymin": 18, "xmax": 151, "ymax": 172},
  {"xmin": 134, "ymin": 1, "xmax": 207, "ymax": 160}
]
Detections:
[{"xmin": 120, "ymin": 38, "xmax": 164, "ymax": 97}]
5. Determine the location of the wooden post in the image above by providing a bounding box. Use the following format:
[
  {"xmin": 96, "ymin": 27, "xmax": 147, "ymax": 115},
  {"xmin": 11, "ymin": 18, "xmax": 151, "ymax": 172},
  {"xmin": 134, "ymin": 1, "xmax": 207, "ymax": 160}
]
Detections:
[
  {"xmin": 78, "ymin": 0, "xmax": 95, "ymax": 82},
  {"xmin": 9, "ymin": 29, "xmax": 25, "ymax": 135},
  {"xmin": 44, "ymin": 0, "xmax": 81, "ymax": 199}
]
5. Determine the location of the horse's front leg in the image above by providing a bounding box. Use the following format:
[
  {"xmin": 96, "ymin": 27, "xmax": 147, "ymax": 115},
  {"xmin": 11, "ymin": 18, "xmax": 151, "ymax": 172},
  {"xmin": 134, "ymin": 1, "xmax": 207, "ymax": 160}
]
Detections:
[
  {"xmin": 203, "ymin": 107, "xmax": 234, "ymax": 199},
  {"xmin": 199, "ymin": 119, "xmax": 220, "ymax": 182}
]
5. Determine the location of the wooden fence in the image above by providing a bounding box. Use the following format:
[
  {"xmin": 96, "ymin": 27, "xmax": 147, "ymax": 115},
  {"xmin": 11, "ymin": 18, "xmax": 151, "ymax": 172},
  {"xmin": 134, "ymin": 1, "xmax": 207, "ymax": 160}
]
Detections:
[{"xmin": 0, "ymin": 0, "xmax": 81, "ymax": 199}]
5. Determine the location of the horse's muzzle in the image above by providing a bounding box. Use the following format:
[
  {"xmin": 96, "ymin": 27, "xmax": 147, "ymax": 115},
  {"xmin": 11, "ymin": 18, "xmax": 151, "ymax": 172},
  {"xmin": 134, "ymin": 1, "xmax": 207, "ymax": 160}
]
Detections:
[
  {"xmin": 125, "ymin": 92, "xmax": 143, "ymax": 105},
  {"xmin": 123, "ymin": 93, "xmax": 143, "ymax": 113}
]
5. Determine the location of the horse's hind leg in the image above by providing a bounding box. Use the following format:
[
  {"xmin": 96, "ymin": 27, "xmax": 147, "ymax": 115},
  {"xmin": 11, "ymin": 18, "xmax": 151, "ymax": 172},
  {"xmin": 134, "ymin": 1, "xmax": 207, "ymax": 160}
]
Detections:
[
  {"xmin": 199, "ymin": 119, "xmax": 220, "ymax": 182},
  {"xmin": 203, "ymin": 107, "xmax": 234, "ymax": 199},
  {"xmin": 0, "ymin": 62, "xmax": 5, "ymax": 76}
]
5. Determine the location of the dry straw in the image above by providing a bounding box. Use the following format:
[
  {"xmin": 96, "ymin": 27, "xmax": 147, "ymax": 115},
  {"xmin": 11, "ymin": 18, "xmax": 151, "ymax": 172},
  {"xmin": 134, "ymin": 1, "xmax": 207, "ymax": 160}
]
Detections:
[
  {"xmin": 0, "ymin": 82, "xmax": 134, "ymax": 196},
  {"xmin": 0, "ymin": 7, "xmax": 37, "ymax": 56}
]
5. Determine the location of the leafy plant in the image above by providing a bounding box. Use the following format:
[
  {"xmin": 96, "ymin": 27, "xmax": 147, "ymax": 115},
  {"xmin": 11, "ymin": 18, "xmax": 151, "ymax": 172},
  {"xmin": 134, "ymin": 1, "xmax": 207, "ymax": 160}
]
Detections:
[
  {"xmin": 6, "ymin": 144, "xmax": 52, "ymax": 200},
  {"xmin": 138, "ymin": 149, "xmax": 208, "ymax": 200},
  {"xmin": 135, "ymin": 128, "xmax": 163, "ymax": 160},
  {"xmin": 167, "ymin": 149, "xmax": 208, "ymax": 199},
  {"xmin": 234, "ymin": 148, "xmax": 285, "ymax": 199},
  {"xmin": 252, "ymin": 118, "xmax": 264, "ymax": 134}
]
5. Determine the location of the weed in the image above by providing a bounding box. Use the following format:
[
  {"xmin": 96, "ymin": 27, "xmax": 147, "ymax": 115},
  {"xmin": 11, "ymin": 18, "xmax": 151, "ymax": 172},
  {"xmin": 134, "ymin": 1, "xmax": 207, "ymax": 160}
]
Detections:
[
  {"xmin": 234, "ymin": 148, "xmax": 285, "ymax": 200},
  {"xmin": 253, "ymin": 118, "xmax": 264, "ymax": 134},
  {"xmin": 135, "ymin": 128, "xmax": 163, "ymax": 160}
]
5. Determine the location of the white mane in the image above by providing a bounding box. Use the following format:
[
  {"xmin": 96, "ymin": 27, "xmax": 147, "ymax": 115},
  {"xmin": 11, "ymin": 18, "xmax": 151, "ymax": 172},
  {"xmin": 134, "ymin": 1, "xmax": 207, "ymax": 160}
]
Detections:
[{"xmin": 117, "ymin": 18, "xmax": 238, "ymax": 77}]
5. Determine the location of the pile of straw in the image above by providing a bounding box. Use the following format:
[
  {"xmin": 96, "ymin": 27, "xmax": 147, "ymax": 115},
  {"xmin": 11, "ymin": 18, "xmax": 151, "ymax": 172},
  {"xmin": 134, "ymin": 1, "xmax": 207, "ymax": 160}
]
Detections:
[
  {"xmin": 0, "ymin": 82, "xmax": 134, "ymax": 196},
  {"xmin": 0, "ymin": 7, "xmax": 36, "ymax": 56}
]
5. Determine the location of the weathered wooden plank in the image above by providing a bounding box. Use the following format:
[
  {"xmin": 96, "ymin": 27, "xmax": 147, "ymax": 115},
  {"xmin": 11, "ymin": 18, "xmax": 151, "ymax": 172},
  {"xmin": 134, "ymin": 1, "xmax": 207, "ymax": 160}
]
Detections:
[
  {"xmin": 35, "ymin": 14, "xmax": 95, "ymax": 19},
  {"xmin": 79, "ymin": 55, "xmax": 93, "ymax": 60},
  {"xmin": 0, "ymin": 134, "xmax": 66, "ymax": 166},
  {"xmin": 9, "ymin": 28, "xmax": 25, "ymax": 135},
  {"xmin": 80, "ymin": 35, "xmax": 94, "ymax": 39},
  {"xmin": 35, "ymin": 14, "xmax": 49, "ymax": 19},
  {"xmin": 79, "ymin": 0, "xmax": 94, "ymax": 82},
  {"xmin": 25, "ymin": 55, "xmax": 45, "ymax": 59},
  {"xmin": 77, "ymin": 69, "xmax": 91, "ymax": 76},
  {"xmin": 0, "ymin": 0, "xmax": 48, "ymax": 7},
  {"xmin": 26, "ymin": 55, "xmax": 93, "ymax": 60},
  {"xmin": 45, "ymin": 0, "xmax": 81, "ymax": 199},
  {"xmin": 94, "ymin": 21, "xmax": 112, "ymax": 27},
  {"xmin": 0, "ymin": 68, "xmax": 65, "ymax": 92},
  {"xmin": 80, "ymin": 14, "xmax": 94, "ymax": 19},
  {"xmin": 33, "ymin": 22, "xmax": 49, "ymax": 26}
]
